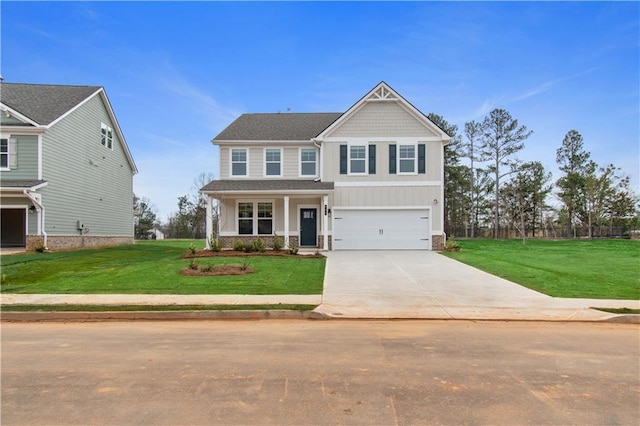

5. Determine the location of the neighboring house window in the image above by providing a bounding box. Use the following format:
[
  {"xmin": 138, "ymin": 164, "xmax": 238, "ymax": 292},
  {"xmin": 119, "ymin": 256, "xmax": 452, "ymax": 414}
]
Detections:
[
  {"xmin": 398, "ymin": 144, "xmax": 416, "ymax": 174},
  {"xmin": 257, "ymin": 202, "xmax": 273, "ymax": 234},
  {"xmin": 231, "ymin": 148, "xmax": 248, "ymax": 177},
  {"xmin": 300, "ymin": 148, "xmax": 317, "ymax": 176},
  {"xmin": 0, "ymin": 138, "xmax": 8, "ymax": 169},
  {"xmin": 237, "ymin": 201, "xmax": 273, "ymax": 235},
  {"xmin": 101, "ymin": 123, "xmax": 113, "ymax": 149},
  {"xmin": 349, "ymin": 145, "xmax": 367, "ymax": 174},
  {"xmin": 238, "ymin": 202, "xmax": 253, "ymax": 234},
  {"xmin": 264, "ymin": 148, "xmax": 281, "ymax": 177}
]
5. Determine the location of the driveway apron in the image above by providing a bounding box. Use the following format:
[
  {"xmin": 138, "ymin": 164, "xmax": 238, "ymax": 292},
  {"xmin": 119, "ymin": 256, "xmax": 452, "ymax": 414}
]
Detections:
[{"xmin": 315, "ymin": 251, "xmax": 629, "ymax": 320}]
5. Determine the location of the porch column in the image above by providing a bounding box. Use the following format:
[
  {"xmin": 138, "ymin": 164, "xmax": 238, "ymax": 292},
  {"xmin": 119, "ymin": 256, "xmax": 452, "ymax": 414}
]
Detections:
[
  {"xmin": 284, "ymin": 196, "xmax": 290, "ymax": 249},
  {"xmin": 323, "ymin": 194, "xmax": 329, "ymax": 251},
  {"xmin": 205, "ymin": 195, "xmax": 213, "ymax": 249}
]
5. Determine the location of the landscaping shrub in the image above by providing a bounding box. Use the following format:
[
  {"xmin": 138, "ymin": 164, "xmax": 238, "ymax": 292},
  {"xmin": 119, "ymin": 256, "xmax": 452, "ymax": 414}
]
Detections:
[
  {"xmin": 272, "ymin": 234, "xmax": 284, "ymax": 251},
  {"xmin": 252, "ymin": 238, "xmax": 266, "ymax": 253}
]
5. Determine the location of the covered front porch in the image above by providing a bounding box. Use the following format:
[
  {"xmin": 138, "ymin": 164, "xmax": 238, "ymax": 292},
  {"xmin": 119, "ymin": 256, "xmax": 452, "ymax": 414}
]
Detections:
[
  {"xmin": 0, "ymin": 179, "xmax": 48, "ymax": 249},
  {"xmin": 200, "ymin": 180, "xmax": 334, "ymax": 250}
]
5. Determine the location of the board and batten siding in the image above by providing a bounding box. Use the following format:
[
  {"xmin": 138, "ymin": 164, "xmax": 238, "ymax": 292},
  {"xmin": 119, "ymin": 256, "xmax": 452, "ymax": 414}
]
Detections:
[
  {"xmin": 218, "ymin": 144, "xmax": 318, "ymax": 179},
  {"xmin": 1, "ymin": 134, "xmax": 39, "ymax": 179},
  {"xmin": 40, "ymin": 93, "xmax": 134, "ymax": 237}
]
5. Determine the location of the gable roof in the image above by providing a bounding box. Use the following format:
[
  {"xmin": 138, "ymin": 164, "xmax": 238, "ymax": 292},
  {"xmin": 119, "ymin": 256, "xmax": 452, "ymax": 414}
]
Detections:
[
  {"xmin": 316, "ymin": 81, "xmax": 451, "ymax": 142},
  {"xmin": 0, "ymin": 83, "xmax": 101, "ymax": 126},
  {"xmin": 0, "ymin": 82, "xmax": 138, "ymax": 174},
  {"xmin": 213, "ymin": 112, "xmax": 342, "ymax": 142}
]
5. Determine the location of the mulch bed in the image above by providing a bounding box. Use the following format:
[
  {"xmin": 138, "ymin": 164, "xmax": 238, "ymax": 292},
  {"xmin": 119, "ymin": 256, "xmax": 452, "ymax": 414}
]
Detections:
[
  {"xmin": 183, "ymin": 250, "xmax": 325, "ymax": 259},
  {"xmin": 180, "ymin": 265, "xmax": 255, "ymax": 276}
]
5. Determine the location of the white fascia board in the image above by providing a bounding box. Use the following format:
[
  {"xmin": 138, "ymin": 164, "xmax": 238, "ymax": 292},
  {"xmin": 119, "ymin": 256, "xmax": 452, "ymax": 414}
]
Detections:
[
  {"xmin": 202, "ymin": 189, "xmax": 333, "ymax": 197},
  {"xmin": 334, "ymin": 181, "xmax": 441, "ymax": 187},
  {"xmin": 0, "ymin": 125, "xmax": 46, "ymax": 135},
  {"xmin": 322, "ymin": 136, "xmax": 443, "ymax": 143},
  {"xmin": 97, "ymin": 89, "xmax": 139, "ymax": 174},
  {"xmin": 332, "ymin": 206, "xmax": 431, "ymax": 211},
  {"xmin": 47, "ymin": 87, "xmax": 103, "ymax": 128},
  {"xmin": 1, "ymin": 181, "xmax": 48, "ymax": 193},
  {"xmin": 0, "ymin": 104, "xmax": 42, "ymax": 127}
]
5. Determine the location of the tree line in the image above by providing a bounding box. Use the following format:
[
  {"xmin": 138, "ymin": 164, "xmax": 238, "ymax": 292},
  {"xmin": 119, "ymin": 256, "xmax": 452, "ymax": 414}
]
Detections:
[
  {"xmin": 435, "ymin": 108, "xmax": 639, "ymax": 239},
  {"xmin": 135, "ymin": 109, "xmax": 639, "ymax": 240}
]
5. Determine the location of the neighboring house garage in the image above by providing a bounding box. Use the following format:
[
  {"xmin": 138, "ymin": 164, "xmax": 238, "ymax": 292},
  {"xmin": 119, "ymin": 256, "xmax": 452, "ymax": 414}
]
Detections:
[{"xmin": 332, "ymin": 208, "xmax": 431, "ymax": 250}]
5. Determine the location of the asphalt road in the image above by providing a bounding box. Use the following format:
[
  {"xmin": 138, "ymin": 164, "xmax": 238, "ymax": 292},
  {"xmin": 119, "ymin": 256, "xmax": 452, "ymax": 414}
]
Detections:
[{"xmin": 2, "ymin": 320, "xmax": 639, "ymax": 425}]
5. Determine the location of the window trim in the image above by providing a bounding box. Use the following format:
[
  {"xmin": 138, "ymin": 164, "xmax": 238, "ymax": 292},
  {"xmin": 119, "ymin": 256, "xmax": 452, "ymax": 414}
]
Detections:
[
  {"xmin": 263, "ymin": 147, "xmax": 282, "ymax": 178},
  {"xmin": 299, "ymin": 147, "xmax": 318, "ymax": 177},
  {"xmin": 100, "ymin": 122, "xmax": 113, "ymax": 150},
  {"xmin": 236, "ymin": 199, "xmax": 275, "ymax": 236},
  {"xmin": 348, "ymin": 144, "xmax": 368, "ymax": 175},
  {"xmin": 0, "ymin": 137, "xmax": 9, "ymax": 171},
  {"xmin": 397, "ymin": 143, "xmax": 418, "ymax": 175},
  {"xmin": 230, "ymin": 148, "xmax": 249, "ymax": 178}
]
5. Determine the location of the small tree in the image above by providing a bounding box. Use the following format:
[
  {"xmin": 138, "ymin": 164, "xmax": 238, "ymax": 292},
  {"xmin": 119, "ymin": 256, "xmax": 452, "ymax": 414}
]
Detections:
[{"xmin": 133, "ymin": 195, "xmax": 158, "ymax": 240}]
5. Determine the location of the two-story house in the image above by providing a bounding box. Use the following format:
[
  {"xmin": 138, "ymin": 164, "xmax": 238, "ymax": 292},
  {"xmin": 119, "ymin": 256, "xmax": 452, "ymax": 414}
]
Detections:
[
  {"xmin": 0, "ymin": 82, "xmax": 138, "ymax": 251},
  {"xmin": 201, "ymin": 82, "xmax": 450, "ymax": 251}
]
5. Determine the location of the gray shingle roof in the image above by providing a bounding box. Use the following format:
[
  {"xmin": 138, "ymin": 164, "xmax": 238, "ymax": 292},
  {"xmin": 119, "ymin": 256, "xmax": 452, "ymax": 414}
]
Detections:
[
  {"xmin": 0, "ymin": 179, "xmax": 48, "ymax": 189},
  {"xmin": 0, "ymin": 83, "xmax": 101, "ymax": 125},
  {"xmin": 214, "ymin": 113, "xmax": 343, "ymax": 141},
  {"xmin": 201, "ymin": 179, "xmax": 334, "ymax": 193}
]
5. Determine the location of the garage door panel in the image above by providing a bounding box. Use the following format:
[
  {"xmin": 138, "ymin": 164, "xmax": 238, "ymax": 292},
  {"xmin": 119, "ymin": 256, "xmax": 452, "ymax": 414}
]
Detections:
[{"xmin": 333, "ymin": 209, "xmax": 430, "ymax": 250}]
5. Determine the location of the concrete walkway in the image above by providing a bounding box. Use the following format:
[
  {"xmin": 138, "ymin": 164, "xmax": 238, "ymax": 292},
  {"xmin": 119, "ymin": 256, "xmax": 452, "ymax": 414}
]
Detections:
[
  {"xmin": 1, "ymin": 250, "xmax": 638, "ymax": 322},
  {"xmin": 313, "ymin": 251, "xmax": 639, "ymax": 321}
]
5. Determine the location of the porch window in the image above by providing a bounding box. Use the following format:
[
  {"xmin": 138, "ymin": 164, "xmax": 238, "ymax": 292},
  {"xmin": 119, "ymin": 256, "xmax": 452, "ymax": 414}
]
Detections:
[
  {"xmin": 0, "ymin": 138, "xmax": 8, "ymax": 169},
  {"xmin": 398, "ymin": 144, "xmax": 416, "ymax": 174},
  {"xmin": 231, "ymin": 149, "xmax": 248, "ymax": 176},
  {"xmin": 300, "ymin": 148, "xmax": 317, "ymax": 176},
  {"xmin": 238, "ymin": 202, "xmax": 253, "ymax": 234},
  {"xmin": 265, "ymin": 148, "xmax": 281, "ymax": 176},
  {"xmin": 257, "ymin": 202, "xmax": 273, "ymax": 234},
  {"xmin": 101, "ymin": 123, "xmax": 113, "ymax": 149},
  {"xmin": 349, "ymin": 145, "xmax": 366, "ymax": 174}
]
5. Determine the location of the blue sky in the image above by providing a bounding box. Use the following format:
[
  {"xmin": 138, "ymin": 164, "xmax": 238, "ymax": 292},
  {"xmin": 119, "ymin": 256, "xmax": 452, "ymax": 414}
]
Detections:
[{"xmin": 2, "ymin": 1, "xmax": 638, "ymax": 220}]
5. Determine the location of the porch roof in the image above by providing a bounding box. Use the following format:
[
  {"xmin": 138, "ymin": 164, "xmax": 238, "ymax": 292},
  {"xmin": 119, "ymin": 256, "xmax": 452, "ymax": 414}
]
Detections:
[
  {"xmin": 201, "ymin": 179, "xmax": 334, "ymax": 194},
  {"xmin": 0, "ymin": 179, "xmax": 48, "ymax": 191}
]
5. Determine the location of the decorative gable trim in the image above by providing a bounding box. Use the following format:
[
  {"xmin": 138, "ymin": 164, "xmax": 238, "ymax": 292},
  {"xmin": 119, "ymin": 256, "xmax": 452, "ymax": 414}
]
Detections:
[{"xmin": 315, "ymin": 82, "xmax": 451, "ymax": 142}]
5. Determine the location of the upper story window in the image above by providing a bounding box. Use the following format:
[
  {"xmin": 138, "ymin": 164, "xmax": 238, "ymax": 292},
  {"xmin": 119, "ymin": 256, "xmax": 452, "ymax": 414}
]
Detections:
[
  {"xmin": 101, "ymin": 123, "xmax": 113, "ymax": 149},
  {"xmin": 231, "ymin": 148, "xmax": 248, "ymax": 177},
  {"xmin": 398, "ymin": 144, "xmax": 416, "ymax": 174},
  {"xmin": 264, "ymin": 148, "xmax": 282, "ymax": 177},
  {"xmin": 0, "ymin": 138, "xmax": 8, "ymax": 169},
  {"xmin": 349, "ymin": 145, "xmax": 367, "ymax": 174},
  {"xmin": 300, "ymin": 148, "xmax": 317, "ymax": 176}
]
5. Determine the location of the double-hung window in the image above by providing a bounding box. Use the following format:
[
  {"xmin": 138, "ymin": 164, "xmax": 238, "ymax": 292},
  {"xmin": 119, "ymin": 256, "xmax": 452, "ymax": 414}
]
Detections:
[
  {"xmin": 398, "ymin": 144, "xmax": 416, "ymax": 174},
  {"xmin": 101, "ymin": 123, "xmax": 113, "ymax": 149},
  {"xmin": 231, "ymin": 148, "xmax": 248, "ymax": 177},
  {"xmin": 0, "ymin": 138, "xmax": 8, "ymax": 169},
  {"xmin": 265, "ymin": 148, "xmax": 281, "ymax": 177},
  {"xmin": 349, "ymin": 145, "xmax": 366, "ymax": 174},
  {"xmin": 237, "ymin": 201, "xmax": 273, "ymax": 235},
  {"xmin": 300, "ymin": 148, "xmax": 317, "ymax": 176}
]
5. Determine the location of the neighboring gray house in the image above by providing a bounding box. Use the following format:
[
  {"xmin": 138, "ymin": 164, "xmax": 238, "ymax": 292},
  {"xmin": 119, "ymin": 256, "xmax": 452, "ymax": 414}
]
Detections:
[
  {"xmin": 0, "ymin": 82, "xmax": 138, "ymax": 250},
  {"xmin": 201, "ymin": 82, "xmax": 450, "ymax": 250}
]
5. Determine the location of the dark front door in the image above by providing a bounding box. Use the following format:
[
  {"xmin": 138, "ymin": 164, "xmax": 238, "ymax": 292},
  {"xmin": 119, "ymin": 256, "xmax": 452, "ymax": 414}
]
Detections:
[
  {"xmin": 300, "ymin": 208, "xmax": 317, "ymax": 247},
  {"xmin": 1, "ymin": 209, "xmax": 26, "ymax": 248}
]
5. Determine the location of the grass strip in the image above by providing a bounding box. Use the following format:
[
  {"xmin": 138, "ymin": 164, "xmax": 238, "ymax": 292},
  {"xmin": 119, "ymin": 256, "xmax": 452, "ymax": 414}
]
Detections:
[
  {"xmin": 1, "ymin": 304, "xmax": 318, "ymax": 312},
  {"xmin": 592, "ymin": 307, "xmax": 640, "ymax": 315}
]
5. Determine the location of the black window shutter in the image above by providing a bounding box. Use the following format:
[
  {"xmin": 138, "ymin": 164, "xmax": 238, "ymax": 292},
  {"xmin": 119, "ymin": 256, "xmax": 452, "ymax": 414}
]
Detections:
[
  {"xmin": 418, "ymin": 144, "xmax": 426, "ymax": 174},
  {"xmin": 368, "ymin": 144, "xmax": 376, "ymax": 174},
  {"xmin": 389, "ymin": 144, "xmax": 396, "ymax": 174},
  {"xmin": 339, "ymin": 145, "xmax": 347, "ymax": 174}
]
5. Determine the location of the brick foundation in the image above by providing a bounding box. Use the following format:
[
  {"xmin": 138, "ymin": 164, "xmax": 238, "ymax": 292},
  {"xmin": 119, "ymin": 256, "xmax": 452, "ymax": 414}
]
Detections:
[
  {"xmin": 432, "ymin": 234, "xmax": 445, "ymax": 251},
  {"xmin": 27, "ymin": 235, "xmax": 133, "ymax": 252},
  {"xmin": 219, "ymin": 235, "xmax": 331, "ymax": 250}
]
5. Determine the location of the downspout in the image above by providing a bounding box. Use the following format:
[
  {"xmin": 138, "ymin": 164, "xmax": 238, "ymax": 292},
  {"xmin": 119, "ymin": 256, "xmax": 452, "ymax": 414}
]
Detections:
[
  {"xmin": 23, "ymin": 190, "xmax": 47, "ymax": 249},
  {"xmin": 312, "ymin": 138, "xmax": 322, "ymax": 181}
]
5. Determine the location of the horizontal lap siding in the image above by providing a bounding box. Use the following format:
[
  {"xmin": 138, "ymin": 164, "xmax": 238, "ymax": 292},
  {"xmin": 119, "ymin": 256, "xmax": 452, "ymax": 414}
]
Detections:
[
  {"xmin": 2, "ymin": 135, "xmax": 38, "ymax": 179},
  {"xmin": 40, "ymin": 95, "xmax": 134, "ymax": 237},
  {"xmin": 219, "ymin": 144, "xmax": 316, "ymax": 179}
]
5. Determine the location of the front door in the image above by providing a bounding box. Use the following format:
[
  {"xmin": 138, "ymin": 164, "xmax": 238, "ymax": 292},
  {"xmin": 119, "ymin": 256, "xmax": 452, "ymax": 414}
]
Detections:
[{"xmin": 300, "ymin": 208, "xmax": 317, "ymax": 247}]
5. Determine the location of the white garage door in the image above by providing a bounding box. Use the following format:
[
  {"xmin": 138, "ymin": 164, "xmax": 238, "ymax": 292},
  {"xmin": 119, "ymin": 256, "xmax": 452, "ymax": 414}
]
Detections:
[{"xmin": 332, "ymin": 208, "xmax": 430, "ymax": 250}]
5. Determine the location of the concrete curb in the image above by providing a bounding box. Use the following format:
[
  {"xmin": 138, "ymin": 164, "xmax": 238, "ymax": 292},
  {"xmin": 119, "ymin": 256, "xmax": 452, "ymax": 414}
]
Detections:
[{"xmin": 0, "ymin": 310, "xmax": 312, "ymax": 322}]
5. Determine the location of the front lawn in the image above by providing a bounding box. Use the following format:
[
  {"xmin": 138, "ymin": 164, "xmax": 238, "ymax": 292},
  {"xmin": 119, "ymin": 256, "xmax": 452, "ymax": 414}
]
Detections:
[
  {"xmin": 0, "ymin": 240, "xmax": 325, "ymax": 295},
  {"xmin": 443, "ymin": 239, "xmax": 639, "ymax": 300}
]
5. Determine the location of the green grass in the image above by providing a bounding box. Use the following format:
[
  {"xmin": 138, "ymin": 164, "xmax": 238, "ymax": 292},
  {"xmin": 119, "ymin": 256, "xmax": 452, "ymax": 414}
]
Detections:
[
  {"xmin": 0, "ymin": 240, "xmax": 325, "ymax": 295},
  {"xmin": 444, "ymin": 239, "xmax": 640, "ymax": 300},
  {"xmin": 592, "ymin": 307, "xmax": 640, "ymax": 315},
  {"xmin": 0, "ymin": 304, "xmax": 318, "ymax": 312}
]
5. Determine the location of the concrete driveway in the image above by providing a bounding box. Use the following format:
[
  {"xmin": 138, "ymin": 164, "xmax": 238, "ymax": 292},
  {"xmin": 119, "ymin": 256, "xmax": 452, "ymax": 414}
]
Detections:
[{"xmin": 314, "ymin": 251, "xmax": 639, "ymax": 320}]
